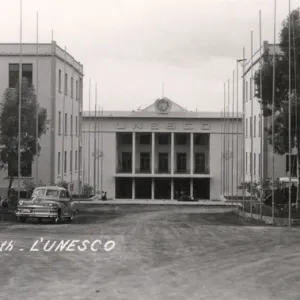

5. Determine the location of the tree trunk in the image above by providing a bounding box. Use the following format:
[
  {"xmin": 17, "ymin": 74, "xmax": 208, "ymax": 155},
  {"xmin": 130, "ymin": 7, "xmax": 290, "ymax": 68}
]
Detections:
[{"xmin": 7, "ymin": 176, "xmax": 14, "ymax": 198}]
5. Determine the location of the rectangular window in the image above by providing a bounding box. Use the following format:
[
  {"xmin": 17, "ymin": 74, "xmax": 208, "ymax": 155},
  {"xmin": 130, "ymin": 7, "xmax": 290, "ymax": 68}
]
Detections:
[
  {"xmin": 246, "ymin": 118, "xmax": 248, "ymax": 138},
  {"xmin": 176, "ymin": 153, "xmax": 187, "ymax": 172},
  {"xmin": 58, "ymin": 69, "xmax": 62, "ymax": 92},
  {"xmin": 250, "ymin": 117, "xmax": 252, "ymax": 137},
  {"xmin": 76, "ymin": 80, "xmax": 78, "ymax": 100},
  {"xmin": 65, "ymin": 73, "xmax": 68, "ymax": 95},
  {"xmin": 245, "ymin": 81, "xmax": 248, "ymax": 102},
  {"xmin": 58, "ymin": 152, "xmax": 61, "ymax": 175},
  {"xmin": 259, "ymin": 153, "xmax": 261, "ymax": 178},
  {"xmin": 175, "ymin": 134, "xmax": 187, "ymax": 145},
  {"xmin": 195, "ymin": 153, "xmax": 206, "ymax": 173},
  {"xmin": 246, "ymin": 152, "xmax": 248, "ymax": 173},
  {"xmin": 286, "ymin": 154, "xmax": 297, "ymax": 177},
  {"xmin": 195, "ymin": 134, "xmax": 209, "ymax": 146},
  {"xmin": 65, "ymin": 113, "xmax": 68, "ymax": 135},
  {"xmin": 70, "ymin": 150, "xmax": 72, "ymax": 172},
  {"xmin": 9, "ymin": 63, "xmax": 33, "ymax": 88},
  {"xmin": 64, "ymin": 151, "xmax": 67, "ymax": 173},
  {"xmin": 121, "ymin": 152, "xmax": 132, "ymax": 172},
  {"xmin": 76, "ymin": 116, "xmax": 78, "ymax": 136},
  {"xmin": 250, "ymin": 153, "xmax": 252, "ymax": 175},
  {"xmin": 254, "ymin": 115, "xmax": 256, "ymax": 137},
  {"xmin": 71, "ymin": 77, "xmax": 74, "ymax": 98},
  {"xmin": 70, "ymin": 115, "xmax": 73, "ymax": 135},
  {"xmin": 250, "ymin": 78, "xmax": 253, "ymax": 99},
  {"xmin": 158, "ymin": 134, "xmax": 169, "ymax": 145},
  {"xmin": 58, "ymin": 111, "xmax": 61, "ymax": 135},
  {"xmin": 139, "ymin": 134, "xmax": 151, "ymax": 145},
  {"xmin": 258, "ymin": 114, "xmax": 261, "ymax": 137},
  {"xmin": 158, "ymin": 153, "xmax": 169, "ymax": 172},
  {"xmin": 140, "ymin": 152, "xmax": 150, "ymax": 172},
  {"xmin": 75, "ymin": 150, "xmax": 78, "ymax": 170},
  {"xmin": 120, "ymin": 133, "xmax": 131, "ymax": 144}
]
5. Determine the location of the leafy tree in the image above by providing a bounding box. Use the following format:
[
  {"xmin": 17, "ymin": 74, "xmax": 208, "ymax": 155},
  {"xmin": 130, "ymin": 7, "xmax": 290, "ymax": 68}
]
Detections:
[
  {"xmin": 253, "ymin": 9, "xmax": 300, "ymax": 197},
  {"xmin": 0, "ymin": 78, "xmax": 47, "ymax": 195}
]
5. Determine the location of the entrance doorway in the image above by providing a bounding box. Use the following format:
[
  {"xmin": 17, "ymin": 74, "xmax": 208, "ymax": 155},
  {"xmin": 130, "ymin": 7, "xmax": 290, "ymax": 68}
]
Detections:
[
  {"xmin": 193, "ymin": 178, "xmax": 210, "ymax": 199},
  {"xmin": 135, "ymin": 178, "xmax": 152, "ymax": 199},
  {"xmin": 154, "ymin": 178, "xmax": 171, "ymax": 199},
  {"xmin": 115, "ymin": 178, "xmax": 132, "ymax": 199}
]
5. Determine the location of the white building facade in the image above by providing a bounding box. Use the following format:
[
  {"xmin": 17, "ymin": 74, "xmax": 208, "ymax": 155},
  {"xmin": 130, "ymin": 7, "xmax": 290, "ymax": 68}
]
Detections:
[{"xmin": 0, "ymin": 42, "xmax": 84, "ymax": 194}]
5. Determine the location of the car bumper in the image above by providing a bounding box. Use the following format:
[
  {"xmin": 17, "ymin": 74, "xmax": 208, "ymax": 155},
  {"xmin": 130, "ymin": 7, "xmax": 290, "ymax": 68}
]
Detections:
[{"xmin": 15, "ymin": 209, "xmax": 58, "ymax": 218}]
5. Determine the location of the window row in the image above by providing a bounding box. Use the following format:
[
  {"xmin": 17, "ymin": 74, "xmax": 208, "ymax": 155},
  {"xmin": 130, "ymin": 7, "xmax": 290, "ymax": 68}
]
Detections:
[
  {"xmin": 58, "ymin": 111, "xmax": 78, "ymax": 135},
  {"xmin": 119, "ymin": 133, "xmax": 209, "ymax": 146},
  {"xmin": 57, "ymin": 150, "xmax": 78, "ymax": 175},
  {"xmin": 245, "ymin": 114, "xmax": 262, "ymax": 138},
  {"xmin": 245, "ymin": 152, "xmax": 261, "ymax": 178},
  {"xmin": 245, "ymin": 77, "xmax": 257, "ymax": 102},
  {"xmin": 58, "ymin": 69, "xmax": 81, "ymax": 100}
]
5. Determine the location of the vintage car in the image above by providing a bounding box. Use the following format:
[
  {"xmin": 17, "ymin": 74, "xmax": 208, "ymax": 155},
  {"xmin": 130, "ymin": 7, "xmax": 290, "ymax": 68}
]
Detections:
[{"xmin": 15, "ymin": 186, "xmax": 77, "ymax": 223}]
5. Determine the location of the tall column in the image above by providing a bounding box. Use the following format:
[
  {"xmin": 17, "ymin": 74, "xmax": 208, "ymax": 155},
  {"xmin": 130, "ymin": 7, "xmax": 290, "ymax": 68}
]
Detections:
[
  {"xmin": 190, "ymin": 178, "xmax": 193, "ymax": 197},
  {"xmin": 171, "ymin": 178, "xmax": 174, "ymax": 200},
  {"xmin": 190, "ymin": 133, "xmax": 194, "ymax": 174},
  {"xmin": 132, "ymin": 178, "xmax": 135, "ymax": 200},
  {"xmin": 151, "ymin": 178, "xmax": 154, "ymax": 200},
  {"xmin": 151, "ymin": 132, "xmax": 155, "ymax": 174},
  {"xmin": 171, "ymin": 133, "xmax": 174, "ymax": 174},
  {"xmin": 132, "ymin": 132, "xmax": 136, "ymax": 174}
]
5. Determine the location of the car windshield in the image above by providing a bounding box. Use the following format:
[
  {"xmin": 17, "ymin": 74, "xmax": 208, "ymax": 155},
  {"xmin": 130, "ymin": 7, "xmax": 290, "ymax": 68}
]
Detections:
[
  {"xmin": 32, "ymin": 189, "xmax": 46, "ymax": 198},
  {"xmin": 46, "ymin": 189, "xmax": 60, "ymax": 197}
]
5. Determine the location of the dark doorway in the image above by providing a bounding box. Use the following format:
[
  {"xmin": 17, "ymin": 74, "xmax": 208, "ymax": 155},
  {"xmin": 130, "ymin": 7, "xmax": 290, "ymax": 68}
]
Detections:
[
  {"xmin": 115, "ymin": 178, "xmax": 132, "ymax": 199},
  {"xmin": 193, "ymin": 178, "xmax": 210, "ymax": 199},
  {"xmin": 158, "ymin": 153, "xmax": 169, "ymax": 173},
  {"xmin": 174, "ymin": 178, "xmax": 190, "ymax": 200},
  {"xmin": 135, "ymin": 178, "xmax": 152, "ymax": 199},
  {"xmin": 154, "ymin": 178, "xmax": 171, "ymax": 199}
]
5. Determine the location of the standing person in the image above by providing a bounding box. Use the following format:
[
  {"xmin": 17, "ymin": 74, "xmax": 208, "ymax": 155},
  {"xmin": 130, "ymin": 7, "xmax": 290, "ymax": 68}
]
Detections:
[{"xmin": 102, "ymin": 192, "xmax": 107, "ymax": 201}]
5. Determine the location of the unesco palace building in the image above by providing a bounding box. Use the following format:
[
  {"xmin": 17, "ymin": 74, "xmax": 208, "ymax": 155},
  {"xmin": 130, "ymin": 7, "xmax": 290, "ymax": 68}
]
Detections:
[{"xmin": 82, "ymin": 97, "xmax": 242, "ymax": 200}]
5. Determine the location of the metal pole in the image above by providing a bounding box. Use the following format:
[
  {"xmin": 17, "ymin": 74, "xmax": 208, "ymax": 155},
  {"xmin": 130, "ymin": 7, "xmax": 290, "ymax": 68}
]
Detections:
[
  {"xmin": 18, "ymin": 0, "xmax": 22, "ymax": 202},
  {"xmin": 236, "ymin": 60, "xmax": 239, "ymax": 201},
  {"xmin": 272, "ymin": 0, "xmax": 277, "ymax": 223},
  {"xmin": 97, "ymin": 106, "xmax": 100, "ymax": 195},
  {"xmin": 71, "ymin": 58, "xmax": 74, "ymax": 190},
  {"xmin": 101, "ymin": 108, "xmax": 104, "ymax": 194},
  {"xmin": 78, "ymin": 75, "xmax": 83, "ymax": 198},
  {"xmin": 242, "ymin": 48, "xmax": 246, "ymax": 216},
  {"xmin": 259, "ymin": 10, "xmax": 263, "ymax": 220},
  {"xmin": 35, "ymin": 11, "xmax": 39, "ymax": 184},
  {"xmin": 288, "ymin": 0, "xmax": 292, "ymax": 227},
  {"xmin": 223, "ymin": 84, "xmax": 226, "ymax": 195},
  {"xmin": 227, "ymin": 79, "xmax": 230, "ymax": 199},
  {"xmin": 61, "ymin": 47, "xmax": 66, "ymax": 182},
  {"xmin": 93, "ymin": 83, "xmax": 97, "ymax": 195},
  {"xmin": 88, "ymin": 79, "xmax": 91, "ymax": 188},
  {"xmin": 232, "ymin": 70, "xmax": 235, "ymax": 209},
  {"xmin": 250, "ymin": 31, "xmax": 254, "ymax": 218},
  {"xmin": 221, "ymin": 108, "xmax": 223, "ymax": 196}
]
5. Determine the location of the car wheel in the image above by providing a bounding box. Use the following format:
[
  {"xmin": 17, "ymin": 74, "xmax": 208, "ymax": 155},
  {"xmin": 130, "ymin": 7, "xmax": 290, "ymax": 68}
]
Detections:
[{"xmin": 19, "ymin": 217, "xmax": 26, "ymax": 223}]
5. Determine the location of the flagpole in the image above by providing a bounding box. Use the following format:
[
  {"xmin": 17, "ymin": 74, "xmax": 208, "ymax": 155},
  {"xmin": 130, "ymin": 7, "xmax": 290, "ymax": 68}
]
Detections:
[
  {"xmin": 88, "ymin": 79, "xmax": 91, "ymax": 189},
  {"xmin": 227, "ymin": 79, "xmax": 230, "ymax": 199},
  {"xmin": 93, "ymin": 83, "xmax": 97, "ymax": 195},
  {"xmin": 78, "ymin": 76, "xmax": 83, "ymax": 198},
  {"xmin": 223, "ymin": 84, "xmax": 226, "ymax": 196},
  {"xmin": 97, "ymin": 105, "xmax": 100, "ymax": 195},
  {"xmin": 18, "ymin": 0, "xmax": 22, "ymax": 202},
  {"xmin": 272, "ymin": 0, "xmax": 276, "ymax": 224},
  {"xmin": 61, "ymin": 47, "xmax": 66, "ymax": 182},
  {"xmin": 288, "ymin": 0, "xmax": 292, "ymax": 227},
  {"xmin": 100, "ymin": 107, "xmax": 104, "ymax": 194},
  {"xmin": 250, "ymin": 31, "xmax": 254, "ymax": 218},
  {"xmin": 236, "ymin": 60, "xmax": 239, "ymax": 201},
  {"xmin": 35, "ymin": 11, "xmax": 39, "ymax": 185},
  {"xmin": 232, "ymin": 70, "xmax": 235, "ymax": 209},
  {"xmin": 242, "ymin": 48, "xmax": 246, "ymax": 216},
  {"xmin": 259, "ymin": 9, "xmax": 263, "ymax": 220},
  {"xmin": 221, "ymin": 108, "xmax": 223, "ymax": 196},
  {"xmin": 71, "ymin": 58, "xmax": 75, "ymax": 190}
]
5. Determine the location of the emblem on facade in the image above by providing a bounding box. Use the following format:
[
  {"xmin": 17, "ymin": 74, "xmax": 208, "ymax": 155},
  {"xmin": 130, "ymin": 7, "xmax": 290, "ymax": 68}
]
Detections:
[{"xmin": 155, "ymin": 98, "xmax": 171, "ymax": 114}]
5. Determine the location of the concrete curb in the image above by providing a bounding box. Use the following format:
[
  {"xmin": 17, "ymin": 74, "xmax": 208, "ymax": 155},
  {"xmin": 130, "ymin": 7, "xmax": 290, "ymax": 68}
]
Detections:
[{"xmin": 233, "ymin": 208, "xmax": 300, "ymax": 226}]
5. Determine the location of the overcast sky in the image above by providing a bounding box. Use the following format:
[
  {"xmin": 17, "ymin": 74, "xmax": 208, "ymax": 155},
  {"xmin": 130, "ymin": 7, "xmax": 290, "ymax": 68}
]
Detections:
[{"xmin": 0, "ymin": 0, "xmax": 298, "ymax": 112}]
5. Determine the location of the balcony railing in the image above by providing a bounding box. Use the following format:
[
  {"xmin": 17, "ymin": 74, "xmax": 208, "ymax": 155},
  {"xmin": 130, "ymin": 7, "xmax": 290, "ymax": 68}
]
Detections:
[{"xmin": 116, "ymin": 166, "xmax": 132, "ymax": 173}]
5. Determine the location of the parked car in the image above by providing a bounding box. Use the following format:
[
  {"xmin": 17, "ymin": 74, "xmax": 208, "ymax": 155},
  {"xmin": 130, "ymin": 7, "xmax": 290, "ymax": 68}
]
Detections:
[{"xmin": 15, "ymin": 186, "xmax": 77, "ymax": 223}]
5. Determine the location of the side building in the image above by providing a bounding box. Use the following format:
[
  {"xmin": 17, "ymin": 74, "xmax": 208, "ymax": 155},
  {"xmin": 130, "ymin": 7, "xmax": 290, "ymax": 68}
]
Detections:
[
  {"xmin": 0, "ymin": 42, "xmax": 84, "ymax": 194},
  {"xmin": 82, "ymin": 98, "xmax": 243, "ymax": 200}
]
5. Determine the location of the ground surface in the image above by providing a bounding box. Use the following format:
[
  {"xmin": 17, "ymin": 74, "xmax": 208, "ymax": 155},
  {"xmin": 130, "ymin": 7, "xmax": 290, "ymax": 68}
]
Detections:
[{"xmin": 1, "ymin": 205, "xmax": 300, "ymax": 300}]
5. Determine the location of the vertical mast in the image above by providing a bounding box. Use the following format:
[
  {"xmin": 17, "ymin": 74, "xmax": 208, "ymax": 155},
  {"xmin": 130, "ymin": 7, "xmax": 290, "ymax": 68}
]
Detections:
[
  {"xmin": 35, "ymin": 11, "xmax": 39, "ymax": 184},
  {"xmin": 18, "ymin": 0, "xmax": 22, "ymax": 202},
  {"xmin": 250, "ymin": 30, "xmax": 254, "ymax": 218}
]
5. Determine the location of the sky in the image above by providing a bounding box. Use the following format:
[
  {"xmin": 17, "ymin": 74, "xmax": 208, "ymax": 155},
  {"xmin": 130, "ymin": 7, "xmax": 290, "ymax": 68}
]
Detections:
[{"xmin": 0, "ymin": 0, "xmax": 298, "ymax": 112}]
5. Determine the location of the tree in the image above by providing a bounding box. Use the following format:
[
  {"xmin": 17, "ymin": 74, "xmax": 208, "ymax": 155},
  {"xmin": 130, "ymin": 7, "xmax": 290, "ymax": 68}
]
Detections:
[
  {"xmin": 253, "ymin": 8, "xmax": 300, "ymax": 201},
  {"xmin": 0, "ymin": 77, "xmax": 47, "ymax": 196}
]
